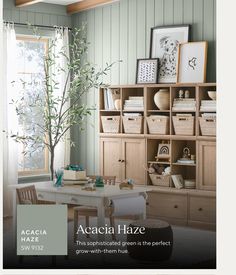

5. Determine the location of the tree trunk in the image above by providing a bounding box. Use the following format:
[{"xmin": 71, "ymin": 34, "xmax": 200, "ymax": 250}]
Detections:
[{"xmin": 50, "ymin": 149, "xmax": 55, "ymax": 181}]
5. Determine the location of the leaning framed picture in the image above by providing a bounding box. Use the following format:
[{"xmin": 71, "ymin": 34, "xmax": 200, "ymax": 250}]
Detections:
[
  {"xmin": 136, "ymin": 58, "xmax": 159, "ymax": 84},
  {"xmin": 177, "ymin": 41, "xmax": 208, "ymax": 83},
  {"xmin": 150, "ymin": 25, "xmax": 190, "ymax": 83}
]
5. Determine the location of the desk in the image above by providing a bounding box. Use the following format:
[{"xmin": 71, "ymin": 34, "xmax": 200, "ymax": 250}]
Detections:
[{"xmin": 11, "ymin": 181, "xmax": 150, "ymax": 242}]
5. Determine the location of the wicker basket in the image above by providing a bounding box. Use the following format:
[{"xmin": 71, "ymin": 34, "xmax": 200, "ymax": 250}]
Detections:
[
  {"xmin": 101, "ymin": 116, "xmax": 120, "ymax": 133},
  {"xmin": 123, "ymin": 116, "xmax": 143, "ymax": 134},
  {"xmin": 199, "ymin": 117, "xmax": 216, "ymax": 136},
  {"xmin": 172, "ymin": 115, "xmax": 194, "ymax": 136},
  {"xmin": 147, "ymin": 115, "xmax": 169, "ymax": 135},
  {"xmin": 149, "ymin": 173, "xmax": 170, "ymax": 187}
]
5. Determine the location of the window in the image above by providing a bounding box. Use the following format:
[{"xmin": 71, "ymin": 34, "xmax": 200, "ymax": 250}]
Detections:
[{"xmin": 16, "ymin": 36, "xmax": 49, "ymax": 176}]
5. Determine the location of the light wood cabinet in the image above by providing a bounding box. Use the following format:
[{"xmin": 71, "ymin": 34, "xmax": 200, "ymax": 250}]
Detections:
[
  {"xmin": 100, "ymin": 138, "xmax": 122, "ymax": 182},
  {"xmin": 100, "ymin": 137, "xmax": 145, "ymax": 184},
  {"xmin": 197, "ymin": 141, "xmax": 216, "ymax": 191}
]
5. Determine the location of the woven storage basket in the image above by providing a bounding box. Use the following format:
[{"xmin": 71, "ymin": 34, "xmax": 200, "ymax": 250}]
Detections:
[
  {"xmin": 101, "ymin": 116, "xmax": 120, "ymax": 133},
  {"xmin": 123, "ymin": 116, "xmax": 143, "ymax": 134},
  {"xmin": 149, "ymin": 173, "xmax": 170, "ymax": 187},
  {"xmin": 147, "ymin": 115, "xmax": 169, "ymax": 135},
  {"xmin": 172, "ymin": 115, "xmax": 194, "ymax": 136},
  {"xmin": 199, "ymin": 117, "xmax": 216, "ymax": 136}
]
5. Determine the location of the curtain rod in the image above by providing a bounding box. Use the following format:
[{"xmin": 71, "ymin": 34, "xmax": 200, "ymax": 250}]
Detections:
[{"xmin": 4, "ymin": 21, "xmax": 72, "ymax": 31}]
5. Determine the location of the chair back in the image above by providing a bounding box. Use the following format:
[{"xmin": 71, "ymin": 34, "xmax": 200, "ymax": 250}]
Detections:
[
  {"xmin": 88, "ymin": 175, "xmax": 116, "ymax": 185},
  {"xmin": 16, "ymin": 185, "xmax": 38, "ymax": 205}
]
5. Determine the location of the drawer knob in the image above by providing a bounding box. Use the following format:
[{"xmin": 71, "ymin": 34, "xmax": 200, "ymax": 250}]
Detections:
[
  {"xmin": 118, "ymin": 159, "xmax": 121, "ymax": 162},
  {"xmin": 174, "ymin": 205, "xmax": 178, "ymax": 209},
  {"xmin": 146, "ymin": 202, "xmax": 149, "ymax": 206},
  {"xmin": 198, "ymin": 207, "xmax": 203, "ymax": 211}
]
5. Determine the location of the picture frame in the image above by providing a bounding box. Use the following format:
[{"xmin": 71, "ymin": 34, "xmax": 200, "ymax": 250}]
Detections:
[
  {"xmin": 150, "ymin": 24, "xmax": 190, "ymax": 83},
  {"xmin": 177, "ymin": 41, "xmax": 208, "ymax": 83},
  {"xmin": 155, "ymin": 143, "xmax": 170, "ymax": 161},
  {"xmin": 136, "ymin": 58, "xmax": 159, "ymax": 84},
  {"xmin": 171, "ymin": 175, "xmax": 184, "ymax": 189}
]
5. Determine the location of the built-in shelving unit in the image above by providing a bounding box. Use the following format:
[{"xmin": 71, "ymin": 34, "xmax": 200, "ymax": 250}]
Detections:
[{"xmin": 99, "ymin": 83, "xmax": 216, "ymax": 230}]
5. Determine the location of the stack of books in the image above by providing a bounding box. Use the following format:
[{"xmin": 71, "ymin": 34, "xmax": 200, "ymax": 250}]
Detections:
[
  {"xmin": 123, "ymin": 113, "xmax": 142, "ymax": 117},
  {"xmin": 201, "ymin": 113, "xmax": 216, "ymax": 119},
  {"xmin": 123, "ymin": 96, "xmax": 144, "ymax": 111},
  {"xmin": 200, "ymin": 100, "xmax": 216, "ymax": 112},
  {"xmin": 63, "ymin": 178, "xmax": 89, "ymax": 185},
  {"xmin": 104, "ymin": 88, "xmax": 120, "ymax": 110},
  {"xmin": 172, "ymin": 98, "xmax": 196, "ymax": 111}
]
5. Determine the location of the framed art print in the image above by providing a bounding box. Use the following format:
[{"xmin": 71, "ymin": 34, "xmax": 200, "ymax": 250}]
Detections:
[
  {"xmin": 136, "ymin": 58, "xmax": 159, "ymax": 84},
  {"xmin": 150, "ymin": 25, "xmax": 190, "ymax": 83},
  {"xmin": 177, "ymin": 41, "xmax": 208, "ymax": 83}
]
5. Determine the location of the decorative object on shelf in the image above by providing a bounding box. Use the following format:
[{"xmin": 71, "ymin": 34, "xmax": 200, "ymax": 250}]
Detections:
[
  {"xmin": 114, "ymin": 99, "xmax": 121, "ymax": 110},
  {"xmin": 154, "ymin": 89, "xmax": 170, "ymax": 110},
  {"xmin": 178, "ymin": 89, "xmax": 184, "ymax": 98},
  {"xmin": 146, "ymin": 115, "xmax": 169, "ymax": 135},
  {"xmin": 82, "ymin": 186, "xmax": 96, "ymax": 191},
  {"xmin": 136, "ymin": 58, "xmax": 159, "ymax": 84},
  {"xmin": 104, "ymin": 88, "xmax": 120, "ymax": 110},
  {"xmin": 95, "ymin": 176, "xmax": 104, "ymax": 188},
  {"xmin": 185, "ymin": 90, "xmax": 190, "ymax": 98},
  {"xmin": 184, "ymin": 179, "xmax": 196, "ymax": 189},
  {"xmin": 150, "ymin": 24, "xmax": 190, "ymax": 83},
  {"xmin": 208, "ymin": 91, "xmax": 216, "ymax": 100},
  {"xmin": 171, "ymin": 174, "xmax": 184, "ymax": 189},
  {"xmin": 177, "ymin": 147, "xmax": 195, "ymax": 164},
  {"xmin": 101, "ymin": 116, "xmax": 120, "ymax": 133},
  {"xmin": 172, "ymin": 114, "xmax": 195, "ymax": 135},
  {"xmin": 119, "ymin": 179, "xmax": 134, "ymax": 190},
  {"xmin": 199, "ymin": 113, "xmax": 216, "ymax": 136},
  {"xmin": 177, "ymin": 41, "xmax": 208, "ymax": 83},
  {"xmin": 155, "ymin": 142, "xmax": 171, "ymax": 162},
  {"xmin": 146, "ymin": 163, "xmax": 171, "ymax": 187},
  {"xmin": 55, "ymin": 169, "xmax": 64, "ymax": 187}
]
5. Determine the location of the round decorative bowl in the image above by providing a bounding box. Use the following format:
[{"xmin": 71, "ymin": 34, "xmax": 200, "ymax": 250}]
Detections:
[
  {"xmin": 114, "ymin": 99, "xmax": 121, "ymax": 110},
  {"xmin": 154, "ymin": 89, "xmax": 170, "ymax": 110},
  {"xmin": 208, "ymin": 91, "xmax": 216, "ymax": 100}
]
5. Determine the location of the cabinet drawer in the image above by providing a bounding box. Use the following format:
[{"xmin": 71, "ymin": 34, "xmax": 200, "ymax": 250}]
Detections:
[
  {"xmin": 56, "ymin": 193, "xmax": 80, "ymax": 204},
  {"xmin": 189, "ymin": 196, "xmax": 216, "ymax": 223},
  {"xmin": 37, "ymin": 191, "xmax": 56, "ymax": 202},
  {"xmin": 147, "ymin": 192, "xmax": 187, "ymax": 219}
]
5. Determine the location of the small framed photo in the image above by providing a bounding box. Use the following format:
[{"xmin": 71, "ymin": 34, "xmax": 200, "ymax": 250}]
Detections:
[
  {"xmin": 177, "ymin": 41, "xmax": 208, "ymax": 83},
  {"xmin": 136, "ymin": 58, "xmax": 159, "ymax": 84},
  {"xmin": 150, "ymin": 25, "xmax": 190, "ymax": 83}
]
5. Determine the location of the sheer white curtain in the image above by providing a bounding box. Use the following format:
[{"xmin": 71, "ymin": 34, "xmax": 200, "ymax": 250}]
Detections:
[
  {"xmin": 53, "ymin": 27, "xmax": 71, "ymax": 170},
  {"xmin": 3, "ymin": 23, "xmax": 18, "ymax": 217}
]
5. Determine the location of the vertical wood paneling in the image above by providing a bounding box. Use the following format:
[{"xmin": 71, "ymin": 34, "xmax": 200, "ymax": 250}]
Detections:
[
  {"xmin": 164, "ymin": 0, "xmax": 174, "ymax": 25},
  {"xmin": 183, "ymin": 0, "xmax": 193, "ymax": 24},
  {"xmin": 136, "ymin": 0, "xmax": 145, "ymax": 59},
  {"xmin": 193, "ymin": 0, "xmax": 203, "ymax": 41},
  {"xmin": 102, "ymin": 5, "xmax": 111, "ymax": 84},
  {"xmin": 119, "ymin": 0, "xmax": 128, "ymax": 84},
  {"xmin": 111, "ymin": 1, "xmax": 120, "ymax": 84},
  {"xmin": 94, "ymin": 7, "xmax": 103, "ymax": 173},
  {"xmin": 128, "ymin": 0, "xmax": 137, "ymax": 82},
  {"xmin": 174, "ymin": 0, "xmax": 183, "ymax": 24},
  {"xmin": 86, "ymin": 9, "xmax": 95, "ymax": 175},
  {"xmin": 203, "ymin": 0, "xmax": 215, "ymax": 82},
  {"xmin": 155, "ymin": 0, "xmax": 164, "ymax": 26},
  {"xmin": 146, "ymin": 0, "xmax": 155, "ymax": 57}
]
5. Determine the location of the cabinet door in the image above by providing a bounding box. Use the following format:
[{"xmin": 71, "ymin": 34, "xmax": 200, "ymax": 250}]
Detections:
[
  {"xmin": 100, "ymin": 138, "xmax": 122, "ymax": 182},
  {"xmin": 197, "ymin": 141, "xmax": 216, "ymax": 190},
  {"xmin": 122, "ymin": 138, "xmax": 145, "ymax": 184}
]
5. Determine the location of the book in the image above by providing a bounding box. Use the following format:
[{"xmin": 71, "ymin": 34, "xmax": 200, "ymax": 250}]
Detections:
[{"xmin": 171, "ymin": 175, "xmax": 184, "ymax": 189}]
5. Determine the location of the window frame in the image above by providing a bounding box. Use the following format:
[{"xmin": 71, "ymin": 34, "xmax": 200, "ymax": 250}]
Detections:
[{"xmin": 16, "ymin": 35, "xmax": 50, "ymax": 177}]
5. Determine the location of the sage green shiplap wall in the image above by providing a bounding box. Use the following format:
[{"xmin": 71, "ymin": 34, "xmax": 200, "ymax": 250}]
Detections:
[
  {"xmin": 71, "ymin": 0, "xmax": 216, "ymax": 175},
  {"xmin": 3, "ymin": 0, "xmax": 71, "ymax": 28}
]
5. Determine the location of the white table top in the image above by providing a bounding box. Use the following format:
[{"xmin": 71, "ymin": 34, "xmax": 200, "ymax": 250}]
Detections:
[{"xmin": 10, "ymin": 181, "xmax": 151, "ymax": 198}]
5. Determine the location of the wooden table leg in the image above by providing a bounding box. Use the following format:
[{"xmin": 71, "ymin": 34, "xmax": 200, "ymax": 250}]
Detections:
[{"xmin": 97, "ymin": 199, "xmax": 105, "ymax": 241}]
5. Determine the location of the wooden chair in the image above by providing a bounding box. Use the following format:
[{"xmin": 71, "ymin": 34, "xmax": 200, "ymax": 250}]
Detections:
[
  {"xmin": 74, "ymin": 176, "xmax": 116, "ymax": 241},
  {"xmin": 16, "ymin": 185, "xmax": 39, "ymax": 205}
]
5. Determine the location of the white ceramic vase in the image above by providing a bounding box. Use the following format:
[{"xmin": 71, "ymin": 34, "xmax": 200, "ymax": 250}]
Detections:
[
  {"xmin": 154, "ymin": 89, "xmax": 170, "ymax": 110},
  {"xmin": 114, "ymin": 99, "xmax": 121, "ymax": 110}
]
